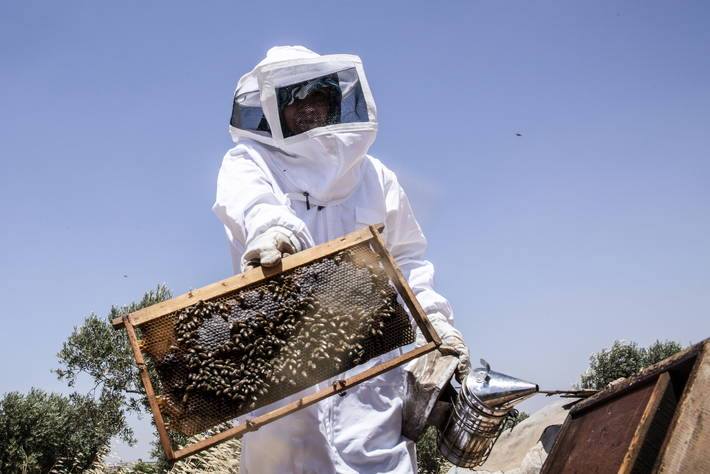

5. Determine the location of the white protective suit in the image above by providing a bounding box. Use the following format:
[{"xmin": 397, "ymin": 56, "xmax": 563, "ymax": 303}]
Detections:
[{"xmin": 213, "ymin": 45, "xmax": 468, "ymax": 474}]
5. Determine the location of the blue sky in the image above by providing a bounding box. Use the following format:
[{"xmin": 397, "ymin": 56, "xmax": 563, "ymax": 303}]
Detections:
[{"xmin": 1, "ymin": 0, "xmax": 709, "ymax": 461}]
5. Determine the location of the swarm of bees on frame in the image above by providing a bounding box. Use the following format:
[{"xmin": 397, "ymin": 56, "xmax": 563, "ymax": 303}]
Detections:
[{"xmin": 153, "ymin": 250, "xmax": 412, "ymax": 423}]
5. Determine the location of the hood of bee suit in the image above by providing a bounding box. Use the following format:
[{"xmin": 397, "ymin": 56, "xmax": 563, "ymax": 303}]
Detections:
[{"xmin": 229, "ymin": 45, "xmax": 378, "ymax": 203}]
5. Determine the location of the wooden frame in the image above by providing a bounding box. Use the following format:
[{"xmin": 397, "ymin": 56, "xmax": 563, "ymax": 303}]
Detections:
[{"xmin": 114, "ymin": 225, "xmax": 441, "ymax": 461}]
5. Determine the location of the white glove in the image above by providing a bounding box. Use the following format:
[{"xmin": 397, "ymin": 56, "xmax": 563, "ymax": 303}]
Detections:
[
  {"xmin": 416, "ymin": 312, "xmax": 471, "ymax": 382},
  {"xmin": 241, "ymin": 226, "xmax": 302, "ymax": 271}
]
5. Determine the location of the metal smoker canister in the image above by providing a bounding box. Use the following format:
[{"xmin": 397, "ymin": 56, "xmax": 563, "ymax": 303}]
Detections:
[{"xmin": 438, "ymin": 359, "xmax": 538, "ymax": 468}]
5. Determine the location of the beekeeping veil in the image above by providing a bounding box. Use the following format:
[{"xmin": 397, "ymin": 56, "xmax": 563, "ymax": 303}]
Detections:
[{"xmin": 229, "ymin": 46, "xmax": 378, "ymax": 203}]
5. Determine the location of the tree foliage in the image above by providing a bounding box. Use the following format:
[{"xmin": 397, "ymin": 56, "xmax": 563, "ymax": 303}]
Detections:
[
  {"xmin": 502, "ymin": 409, "xmax": 530, "ymax": 431},
  {"xmin": 644, "ymin": 339, "xmax": 684, "ymax": 366},
  {"xmin": 54, "ymin": 285, "xmax": 172, "ymax": 445},
  {"xmin": 0, "ymin": 286, "xmax": 172, "ymax": 473},
  {"xmin": 579, "ymin": 339, "xmax": 684, "ymax": 389},
  {"xmin": 416, "ymin": 426, "xmax": 449, "ymax": 474},
  {"xmin": 0, "ymin": 389, "xmax": 122, "ymax": 473},
  {"xmin": 51, "ymin": 284, "xmax": 247, "ymax": 472}
]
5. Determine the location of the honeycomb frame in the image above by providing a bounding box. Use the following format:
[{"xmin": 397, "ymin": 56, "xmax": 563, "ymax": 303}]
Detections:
[{"xmin": 114, "ymin": 225, "xmax": 441, "ymax": 461}]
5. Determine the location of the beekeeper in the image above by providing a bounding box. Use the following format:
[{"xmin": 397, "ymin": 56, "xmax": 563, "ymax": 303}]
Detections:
[{"xmin": 213, "ymin": 45, "xmax": 470, "ymax": 474}]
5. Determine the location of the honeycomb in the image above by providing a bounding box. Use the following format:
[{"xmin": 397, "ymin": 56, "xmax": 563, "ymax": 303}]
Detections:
[{"xmin": 139, "ymin": 242, "xmax": 416, "ymax": 435}]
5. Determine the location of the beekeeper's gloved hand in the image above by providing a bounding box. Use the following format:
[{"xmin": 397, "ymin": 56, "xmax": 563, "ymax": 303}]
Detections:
[
  {"xmin": 416, "ymin": 312, "xmax": 471, "ymax": 382},
  {"xmin": 241, "ymin": 226, "xmax": 302, "ymax": 271}
]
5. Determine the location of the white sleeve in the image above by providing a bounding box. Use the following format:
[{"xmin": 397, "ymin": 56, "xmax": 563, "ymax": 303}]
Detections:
[
  {"xmin": 382, "ymin": 171, "xmax": 455, "ymax": 326},
  {"xmin": 212, "ymin": 151, "xmax": 313, "ymax": 253}
]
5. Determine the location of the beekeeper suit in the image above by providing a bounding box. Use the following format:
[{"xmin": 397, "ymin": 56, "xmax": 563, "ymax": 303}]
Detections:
[{"xmin": 213, "ymin": 45, "xmax": 470, "ymax": 474}]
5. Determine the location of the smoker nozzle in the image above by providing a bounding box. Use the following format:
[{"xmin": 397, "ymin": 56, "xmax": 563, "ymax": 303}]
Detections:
[{"xmin": 464, "ymin": 359, "xmax": 539, "ymax": 411}]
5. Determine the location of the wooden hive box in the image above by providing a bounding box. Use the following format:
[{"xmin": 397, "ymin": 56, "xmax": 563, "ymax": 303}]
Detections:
[{"xmin": 541, "ymin": 338, "xmax": 710, "ymax": 473}]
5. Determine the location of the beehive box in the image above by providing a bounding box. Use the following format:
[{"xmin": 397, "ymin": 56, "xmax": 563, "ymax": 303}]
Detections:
[
  {"xmin": 113, "ymin": 225, "xmax": 441, "ymax": 460},
  {"xmin": 541, "ymin": 338, "xmax": 710, "ymax": 473}
]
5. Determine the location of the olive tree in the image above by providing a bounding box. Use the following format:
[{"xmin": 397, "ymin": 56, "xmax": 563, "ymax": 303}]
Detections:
[
  {"xmin": 579, "ymin": 339, "xmax": 683, "ymax": 390},
  {"xmin": 54, "ymin": 285, "xmax": 172, "ymax": 446},
  {"xmin": 0, "ymin": 389, "xmax": 123, "ymax": 473}
]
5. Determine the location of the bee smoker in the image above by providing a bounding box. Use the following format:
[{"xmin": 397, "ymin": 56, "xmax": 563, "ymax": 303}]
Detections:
[
  {"xmin": 437, "ymin": 359, "xmax": 539, "ymax": 468},
  {"xmin": 402, "ymin": 355, "xmax": 538, "ymax": 469}
]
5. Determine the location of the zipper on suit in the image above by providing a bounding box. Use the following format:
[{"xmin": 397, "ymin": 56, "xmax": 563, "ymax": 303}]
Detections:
[{"xmin": 302, "ymin": 191, "xmax": 324, "ymax": 211}]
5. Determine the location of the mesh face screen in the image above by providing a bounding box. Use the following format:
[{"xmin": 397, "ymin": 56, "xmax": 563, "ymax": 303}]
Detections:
[
  {"xmin": 276, "ymin": 68, "xmax": 369, "ymax": 138},
  {"xmin": 230, "ymin": 90, "xmax": 271, "ymax": 136},
  {"xmin": 139, "ymin": 242, "xmax": 415, "ymax": 436}
]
